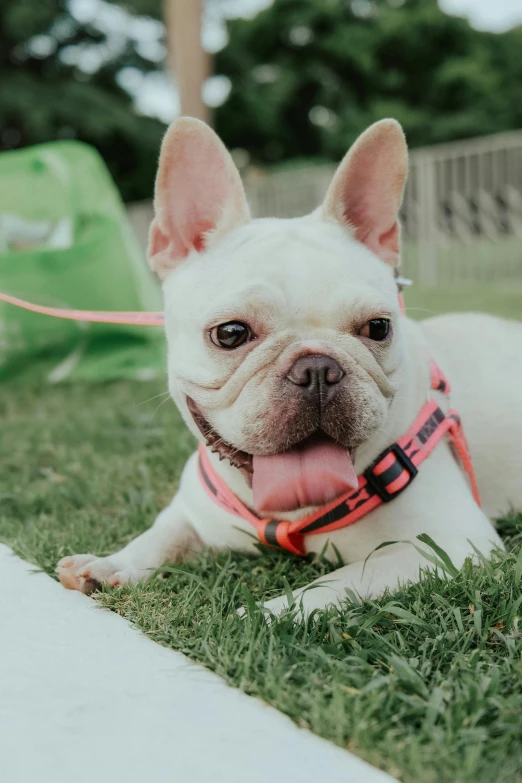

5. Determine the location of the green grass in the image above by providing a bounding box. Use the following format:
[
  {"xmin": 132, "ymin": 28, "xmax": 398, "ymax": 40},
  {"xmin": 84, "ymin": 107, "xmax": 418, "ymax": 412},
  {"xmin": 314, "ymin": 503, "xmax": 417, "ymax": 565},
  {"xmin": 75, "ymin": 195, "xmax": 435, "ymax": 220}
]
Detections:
[
  {"xmin": 402, "ymin": 236, "xmax": 522, "ymax": 321},
  {"xmin": 406, "ymin": 284, "xmax": 522, "ymax": 322},
  {"xmin": 1, "ymin": 375, "xmax": 521, "ymax": 783}
]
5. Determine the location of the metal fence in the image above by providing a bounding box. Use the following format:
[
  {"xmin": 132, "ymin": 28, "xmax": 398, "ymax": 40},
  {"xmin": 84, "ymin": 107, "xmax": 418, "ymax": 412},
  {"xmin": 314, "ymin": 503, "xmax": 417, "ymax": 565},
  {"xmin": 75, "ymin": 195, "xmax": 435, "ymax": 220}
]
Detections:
[{"xmin": 128, "ymin": 130, "xmax": 522, "ymax": 288}]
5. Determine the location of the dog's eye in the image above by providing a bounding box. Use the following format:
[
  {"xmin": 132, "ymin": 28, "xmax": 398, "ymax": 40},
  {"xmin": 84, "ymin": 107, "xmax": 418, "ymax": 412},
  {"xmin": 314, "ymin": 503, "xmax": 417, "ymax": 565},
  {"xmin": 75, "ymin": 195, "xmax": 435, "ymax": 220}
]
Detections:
[
  {"xmin": 360, "ymin": 318, "xmax": 391, "ymax": 341},
  {"xmin": 210, "ymin": 321, "xmax": 253, "ymax": 349}
]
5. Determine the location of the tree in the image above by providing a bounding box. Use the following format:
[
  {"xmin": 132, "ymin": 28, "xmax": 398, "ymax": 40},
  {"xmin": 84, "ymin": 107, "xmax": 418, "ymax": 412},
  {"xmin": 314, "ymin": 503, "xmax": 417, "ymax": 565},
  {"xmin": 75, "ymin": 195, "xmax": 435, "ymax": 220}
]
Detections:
[
  {"xmin": 0, "ymin": 0, "xmax": 165, "ymax": 202},
  {"xmin": 2, "ymin": 0, "xmax": 522, "ymax": 199},
  {"xmin": 214, "ymin": 0, "xmax": 522, "ymax": 165}
]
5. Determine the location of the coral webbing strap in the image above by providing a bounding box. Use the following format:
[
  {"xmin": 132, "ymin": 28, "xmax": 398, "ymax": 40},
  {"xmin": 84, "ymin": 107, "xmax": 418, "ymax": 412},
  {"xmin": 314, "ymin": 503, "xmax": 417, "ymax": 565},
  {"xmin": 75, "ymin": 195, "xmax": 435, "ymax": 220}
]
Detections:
[
  {"xmin": 197, "ymin": 361, "xmax": 481, "ymax": 557},
  {"xmin": 0, "ymin": 292, "xmax": 164, "ymax": 326}
]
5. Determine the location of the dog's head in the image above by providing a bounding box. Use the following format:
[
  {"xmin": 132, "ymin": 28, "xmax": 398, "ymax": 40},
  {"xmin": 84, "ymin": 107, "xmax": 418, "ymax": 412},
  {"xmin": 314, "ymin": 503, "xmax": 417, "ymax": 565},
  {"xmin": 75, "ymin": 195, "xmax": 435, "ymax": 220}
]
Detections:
[{"xmin": 149, "ymin": 118, "xmax": 409, "ymax": 514}]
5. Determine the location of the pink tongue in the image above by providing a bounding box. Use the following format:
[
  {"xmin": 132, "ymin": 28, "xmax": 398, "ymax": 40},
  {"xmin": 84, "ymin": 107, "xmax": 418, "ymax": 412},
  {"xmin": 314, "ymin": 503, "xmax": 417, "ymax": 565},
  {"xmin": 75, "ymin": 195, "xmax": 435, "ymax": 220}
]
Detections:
[{"xmin": 252, "ymin": 436, "xmax": 359, "ymax": 514}]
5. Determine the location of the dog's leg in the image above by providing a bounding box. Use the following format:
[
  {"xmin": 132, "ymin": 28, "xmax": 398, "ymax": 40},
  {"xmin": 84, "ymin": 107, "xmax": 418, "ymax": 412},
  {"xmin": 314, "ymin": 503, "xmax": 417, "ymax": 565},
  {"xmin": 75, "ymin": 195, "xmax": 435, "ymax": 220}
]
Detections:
[
  {"xmin": 57, "ymin": 495, "xmax": 201, "ymax": 594},
  {"xmin": 261, "ymin": 535, "xmax": 500, "ymax": 619}
]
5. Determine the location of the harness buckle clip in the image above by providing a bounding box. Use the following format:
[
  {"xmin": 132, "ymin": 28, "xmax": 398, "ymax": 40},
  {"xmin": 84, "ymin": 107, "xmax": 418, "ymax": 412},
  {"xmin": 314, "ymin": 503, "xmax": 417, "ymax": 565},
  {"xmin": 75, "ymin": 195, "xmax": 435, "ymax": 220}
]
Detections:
[{"xmin": 364, "ymin": 444, "xmax": 418, "ymax": 503}]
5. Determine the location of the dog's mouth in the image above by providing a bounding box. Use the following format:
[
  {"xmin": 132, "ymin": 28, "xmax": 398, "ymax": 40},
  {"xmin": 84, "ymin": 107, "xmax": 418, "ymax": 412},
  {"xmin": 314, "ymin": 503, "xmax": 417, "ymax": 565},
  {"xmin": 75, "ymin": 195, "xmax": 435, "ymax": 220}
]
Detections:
[
  {"xmin": 187, "ymin": 397, "xmax": 359, "ymax": 514},
  {"xmin": 187, "ymin": 397, "xmax": 253, "ymax": 472}
]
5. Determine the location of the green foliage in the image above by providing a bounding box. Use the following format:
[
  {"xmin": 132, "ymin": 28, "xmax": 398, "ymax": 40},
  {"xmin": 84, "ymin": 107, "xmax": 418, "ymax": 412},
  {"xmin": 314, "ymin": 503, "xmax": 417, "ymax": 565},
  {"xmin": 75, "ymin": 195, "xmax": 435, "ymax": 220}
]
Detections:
[
  {"xmin": 0, "ymin": 0, "xmax": 165, "ymax": 201},
  {"xmin": 2, "ymin": 0, "xmax": 522, "ymax": 198},
  {"xmin": 215, "ymin": 0, "xmax": 522, "ymax": 164}
]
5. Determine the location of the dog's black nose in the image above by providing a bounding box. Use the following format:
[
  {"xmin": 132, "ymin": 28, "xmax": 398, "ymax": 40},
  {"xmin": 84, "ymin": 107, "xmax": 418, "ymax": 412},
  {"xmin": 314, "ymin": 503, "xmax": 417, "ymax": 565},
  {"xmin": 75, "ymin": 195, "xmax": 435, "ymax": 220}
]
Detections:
[{"xmin": 286, "ymin": 355, "xmax": 344, "ymax": 405}]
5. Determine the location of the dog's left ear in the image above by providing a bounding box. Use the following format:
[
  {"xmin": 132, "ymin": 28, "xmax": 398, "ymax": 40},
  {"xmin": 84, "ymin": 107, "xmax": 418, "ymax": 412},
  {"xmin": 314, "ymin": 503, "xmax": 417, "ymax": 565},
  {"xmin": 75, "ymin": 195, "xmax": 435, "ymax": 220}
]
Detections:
[
  {"xmin": 321, "ymin": 119, "xmax": 408, "ymax": 267},
  {"xmin": 149, "ymin": 117, "xmax": 251, "ymax": 279}
]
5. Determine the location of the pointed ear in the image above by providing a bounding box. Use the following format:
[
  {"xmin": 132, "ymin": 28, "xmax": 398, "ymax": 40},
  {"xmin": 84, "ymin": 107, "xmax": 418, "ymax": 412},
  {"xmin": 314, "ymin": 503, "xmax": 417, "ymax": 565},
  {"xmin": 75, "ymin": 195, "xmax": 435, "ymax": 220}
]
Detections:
[
  {"xmin": 322, "ymin": 119, "xmax": 408, "ymax": 267},
  {"xmin": 148, "ymin": 117, "xmax": 250, "ymax": 279}
]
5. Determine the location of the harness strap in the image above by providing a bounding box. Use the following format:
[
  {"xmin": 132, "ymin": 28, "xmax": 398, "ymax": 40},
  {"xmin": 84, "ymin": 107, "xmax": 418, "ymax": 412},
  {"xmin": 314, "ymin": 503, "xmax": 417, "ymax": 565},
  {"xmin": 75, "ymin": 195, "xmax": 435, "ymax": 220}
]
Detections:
[
  {"xmin": 430, "ymin": 358, "xmax": 451, "ymax": 394},
  {"xmin": 197, "ymin": 361, "xmax": 480, "ymax": 556},
  {"xmin": 446, "ymin": 412, "xmax": 481, "ymax": 505}
]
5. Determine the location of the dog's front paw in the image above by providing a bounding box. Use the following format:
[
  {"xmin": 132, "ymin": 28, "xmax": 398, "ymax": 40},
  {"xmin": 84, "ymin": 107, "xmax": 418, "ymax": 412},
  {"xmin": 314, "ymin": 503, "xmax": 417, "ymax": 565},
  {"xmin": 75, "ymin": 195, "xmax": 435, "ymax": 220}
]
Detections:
[{"xmin": 56, "ymin": 553, "xmax": 144, "ymax": 594}]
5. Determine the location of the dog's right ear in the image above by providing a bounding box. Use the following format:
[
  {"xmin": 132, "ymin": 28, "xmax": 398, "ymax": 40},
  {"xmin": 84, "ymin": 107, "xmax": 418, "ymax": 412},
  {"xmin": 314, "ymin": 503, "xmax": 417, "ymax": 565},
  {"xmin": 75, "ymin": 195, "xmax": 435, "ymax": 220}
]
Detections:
[{"xmin": 148, "ymin": 118, "xmax": 250, "ymax": 279}]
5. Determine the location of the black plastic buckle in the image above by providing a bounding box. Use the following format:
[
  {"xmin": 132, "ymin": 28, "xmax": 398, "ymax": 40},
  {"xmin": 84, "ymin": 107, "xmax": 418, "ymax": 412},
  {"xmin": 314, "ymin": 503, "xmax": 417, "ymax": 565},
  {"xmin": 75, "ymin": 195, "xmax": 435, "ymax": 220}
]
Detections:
[{"xmin": 364, "ymin": 444, "xmax": 418, "ymax": 503}]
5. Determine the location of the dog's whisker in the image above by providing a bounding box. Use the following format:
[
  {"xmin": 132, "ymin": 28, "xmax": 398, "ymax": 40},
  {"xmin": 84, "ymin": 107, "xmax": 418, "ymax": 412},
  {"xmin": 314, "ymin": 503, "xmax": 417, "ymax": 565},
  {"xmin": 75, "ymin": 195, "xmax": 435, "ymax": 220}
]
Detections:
[
  {"xmin": 149, "ymin": 395, "xmax": 172, "ymax": 421},
  {"xmin": 135, "ymin": 391, "xmax": 170, "ymax": 407}
]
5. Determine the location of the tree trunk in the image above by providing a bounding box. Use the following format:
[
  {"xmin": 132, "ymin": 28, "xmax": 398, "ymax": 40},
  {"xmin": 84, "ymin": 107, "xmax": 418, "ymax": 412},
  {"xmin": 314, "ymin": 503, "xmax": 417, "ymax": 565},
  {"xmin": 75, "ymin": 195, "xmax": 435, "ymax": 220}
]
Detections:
[{"xmin": 164, "ymin": 0, "xmax": 211, "ymax": 124}]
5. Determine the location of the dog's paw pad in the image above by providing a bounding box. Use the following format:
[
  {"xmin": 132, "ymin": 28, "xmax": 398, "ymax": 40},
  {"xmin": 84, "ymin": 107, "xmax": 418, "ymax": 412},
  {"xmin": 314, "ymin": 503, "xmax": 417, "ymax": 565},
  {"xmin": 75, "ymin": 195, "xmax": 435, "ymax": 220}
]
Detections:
[
  {"xmin": 56, "ymin": 554, "xmax": 137, "ymax": 594},
  {"xmin": 107, "ymin": 572, "xmax": 127, "ymax": 587}
]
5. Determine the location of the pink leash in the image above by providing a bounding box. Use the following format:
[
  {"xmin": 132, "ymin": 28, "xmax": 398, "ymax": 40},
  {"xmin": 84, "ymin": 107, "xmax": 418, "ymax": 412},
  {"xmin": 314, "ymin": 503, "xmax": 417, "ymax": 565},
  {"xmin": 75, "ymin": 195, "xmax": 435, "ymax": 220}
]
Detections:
[
  {"xmin": 0, "ymin": 292, "xmax": 164, "ymax": 326},
  {"xmin": 0, "ymin": 276, "xmax": 411, "ymax": 327},
  {"xmin": 1, "ymin": 287, "xmax": 406, "ymax": 328}
]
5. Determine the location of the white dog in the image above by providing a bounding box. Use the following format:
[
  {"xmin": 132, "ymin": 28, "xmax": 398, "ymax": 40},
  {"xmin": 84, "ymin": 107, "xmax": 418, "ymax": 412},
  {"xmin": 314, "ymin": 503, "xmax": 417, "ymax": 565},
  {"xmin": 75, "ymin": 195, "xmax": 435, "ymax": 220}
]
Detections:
[{"xmin": 57, "ymin": 118, "xmax": 522, "ymax": 616}]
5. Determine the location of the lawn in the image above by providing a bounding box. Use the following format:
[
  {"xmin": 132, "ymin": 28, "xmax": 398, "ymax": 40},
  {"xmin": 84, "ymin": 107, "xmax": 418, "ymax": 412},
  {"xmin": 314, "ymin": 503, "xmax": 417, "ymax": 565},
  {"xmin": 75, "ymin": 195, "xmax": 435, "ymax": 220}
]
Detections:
[
  {"xmin": 405, "ymin": 283, "xmax": 522, "ymax": 322},
  {"xmin": 1, "ymin": 363, "xmax": 521, "ymax": 782},
  {"xmin": 402, "ymin": 235, "xmax": 522, "ymax": 322}
]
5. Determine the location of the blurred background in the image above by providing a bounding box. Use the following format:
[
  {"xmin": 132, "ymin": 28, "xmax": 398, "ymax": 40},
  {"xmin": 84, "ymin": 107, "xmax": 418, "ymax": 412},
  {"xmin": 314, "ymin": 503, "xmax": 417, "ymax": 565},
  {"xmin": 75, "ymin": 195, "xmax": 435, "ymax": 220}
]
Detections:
[{"xmin": 2, "ymin": 0, "xmax": 522, "ymax": 323}]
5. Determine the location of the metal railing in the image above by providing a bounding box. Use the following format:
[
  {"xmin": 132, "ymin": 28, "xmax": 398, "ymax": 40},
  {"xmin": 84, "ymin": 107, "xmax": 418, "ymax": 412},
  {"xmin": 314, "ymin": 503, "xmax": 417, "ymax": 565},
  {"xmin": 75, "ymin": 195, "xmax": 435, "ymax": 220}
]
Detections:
[
  {"xmin": 403, "ymin": 131, "xmax": 522, "ymax": 286},
  {"xmin": 128, "ymin": 130, "xmax": 522, "ymax": 288}
]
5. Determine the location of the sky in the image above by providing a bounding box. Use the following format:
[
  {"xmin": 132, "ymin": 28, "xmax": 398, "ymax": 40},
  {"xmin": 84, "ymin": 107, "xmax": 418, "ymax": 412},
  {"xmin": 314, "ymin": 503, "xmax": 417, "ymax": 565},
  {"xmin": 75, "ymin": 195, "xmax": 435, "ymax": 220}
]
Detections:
[
  {"xmin": 439, "ymin": 0, "xmax": 522, "ymax": 31},
  {"xmin": 58, "ymin": 0, "xmax": 522, "ymax": 124},
  {"xmin": 234, "ymin": 0, "xmax": 522, "ymax": 32}
]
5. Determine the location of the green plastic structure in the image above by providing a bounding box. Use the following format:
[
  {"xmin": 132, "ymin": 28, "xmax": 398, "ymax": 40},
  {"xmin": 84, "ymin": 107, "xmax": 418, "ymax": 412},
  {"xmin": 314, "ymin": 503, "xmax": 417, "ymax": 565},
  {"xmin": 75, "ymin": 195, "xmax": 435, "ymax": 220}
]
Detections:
[{"xmin": 0, "ymin": 141, "xmax": 164, "ymax": 382}]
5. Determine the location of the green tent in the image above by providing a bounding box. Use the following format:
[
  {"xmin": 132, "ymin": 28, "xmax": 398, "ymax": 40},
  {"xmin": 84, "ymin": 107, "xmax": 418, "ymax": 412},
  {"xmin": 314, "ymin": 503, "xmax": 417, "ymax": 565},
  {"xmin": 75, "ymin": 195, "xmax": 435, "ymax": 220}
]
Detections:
[{"xmin": 0, "ymin": 141, "xmax": 164, "ymax": 382}]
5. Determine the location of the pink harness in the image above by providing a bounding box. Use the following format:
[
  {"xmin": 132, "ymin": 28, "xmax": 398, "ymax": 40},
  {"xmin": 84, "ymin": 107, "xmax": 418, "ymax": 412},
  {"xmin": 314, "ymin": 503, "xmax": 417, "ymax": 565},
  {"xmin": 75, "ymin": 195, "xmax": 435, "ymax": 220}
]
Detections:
[
  {"xmin": 0, "ymin": 290, "xmax": 480, "ymax": 557},
  {"xmin": 197, "ymin": 361, "xmax": 481, "ymax": 556}
]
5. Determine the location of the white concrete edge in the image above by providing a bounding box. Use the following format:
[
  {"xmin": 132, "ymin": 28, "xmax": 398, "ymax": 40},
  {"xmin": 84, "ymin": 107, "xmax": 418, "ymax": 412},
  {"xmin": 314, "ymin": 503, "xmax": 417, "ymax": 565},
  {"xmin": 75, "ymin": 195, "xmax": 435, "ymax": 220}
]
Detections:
[{"xmin": 0, "ymin": 544, "xmax": 396, "ymax": 783}]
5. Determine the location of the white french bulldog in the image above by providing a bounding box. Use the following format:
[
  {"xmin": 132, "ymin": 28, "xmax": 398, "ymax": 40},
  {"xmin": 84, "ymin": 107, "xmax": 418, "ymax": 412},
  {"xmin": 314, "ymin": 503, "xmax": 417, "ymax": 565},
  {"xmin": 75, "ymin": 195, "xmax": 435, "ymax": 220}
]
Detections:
[{"xmin": 57, "ymin": 118, "xmax": 522, "ymax": 617}]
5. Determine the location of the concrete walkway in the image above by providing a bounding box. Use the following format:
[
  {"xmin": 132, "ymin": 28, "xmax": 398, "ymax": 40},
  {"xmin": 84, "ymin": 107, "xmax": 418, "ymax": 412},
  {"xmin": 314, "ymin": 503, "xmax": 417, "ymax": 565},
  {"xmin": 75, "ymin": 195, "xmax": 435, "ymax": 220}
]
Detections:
[{"xmin": 0, "ymin": 544, "xmax": 396, "ymax": 783}]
